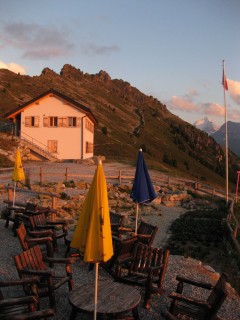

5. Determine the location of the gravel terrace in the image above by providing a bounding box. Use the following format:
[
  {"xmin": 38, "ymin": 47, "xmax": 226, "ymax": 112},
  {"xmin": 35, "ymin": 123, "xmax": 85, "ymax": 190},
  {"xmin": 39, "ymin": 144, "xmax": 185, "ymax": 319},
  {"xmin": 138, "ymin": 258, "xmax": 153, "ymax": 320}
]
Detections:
[{"xmin": 0, "ymin": 162, "xmax": 240, "ymax": 319}]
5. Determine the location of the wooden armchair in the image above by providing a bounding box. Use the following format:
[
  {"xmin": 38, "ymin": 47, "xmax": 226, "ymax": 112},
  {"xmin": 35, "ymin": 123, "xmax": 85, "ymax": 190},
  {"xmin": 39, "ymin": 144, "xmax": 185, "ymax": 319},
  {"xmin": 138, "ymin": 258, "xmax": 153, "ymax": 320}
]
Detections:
[
  {"xmin": 136, "ymin": 220, "xmax": 158, "ymax": 246},
  {"xmin": 27, "ymin": 212, "xmax": 68, "ymax": 251},
  {"xmin": 16, "ymin": 223, "xmax": 54, "ymax": 266},
  {"xmin": 115, "ymin": 242, "xmax": 170, "ymax": 309},
  {"xmin": 117, "ymin": 220, "xmax": 158, "ymax": 247},
  {"xmin": 168, "ymin": 273, "xmax": 228, "ymax": 320},
  {"xmin": 13, "ymin": 244, "xmax": 73, "ymax": 308},
  {"xmin": 103, "ymin": 236, "xmax": 138, "ymax": 274},
  {"xmin": 0, "ymin": 277, "xmax": 55, "ymax": 320},
  {"xmin": 4, "ymin": 202, "xmax": 39, "ymax": 235}
]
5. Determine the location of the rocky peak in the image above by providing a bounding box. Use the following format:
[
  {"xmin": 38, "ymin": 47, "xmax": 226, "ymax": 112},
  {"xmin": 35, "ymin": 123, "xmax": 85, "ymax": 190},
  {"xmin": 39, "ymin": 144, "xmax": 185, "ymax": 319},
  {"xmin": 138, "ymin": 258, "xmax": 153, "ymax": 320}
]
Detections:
[
  {"xmin": 92, "ymin": 70, "xmax": 111, "ymax": 82},
  {"xmin": 41, "ymin": 67, "xmax": 58, "ymax": 77},
  {"xmin": 60, "ymin": 64, "xmax": 83, "ymax": 80}
]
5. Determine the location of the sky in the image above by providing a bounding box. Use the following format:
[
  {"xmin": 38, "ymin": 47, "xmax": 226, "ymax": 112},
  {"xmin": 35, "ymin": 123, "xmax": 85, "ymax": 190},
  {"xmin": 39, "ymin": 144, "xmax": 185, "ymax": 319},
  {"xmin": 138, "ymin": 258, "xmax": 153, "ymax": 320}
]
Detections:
[{"xmin": 0, "ymin": 0, "xmax": 240, "ymax": 127}]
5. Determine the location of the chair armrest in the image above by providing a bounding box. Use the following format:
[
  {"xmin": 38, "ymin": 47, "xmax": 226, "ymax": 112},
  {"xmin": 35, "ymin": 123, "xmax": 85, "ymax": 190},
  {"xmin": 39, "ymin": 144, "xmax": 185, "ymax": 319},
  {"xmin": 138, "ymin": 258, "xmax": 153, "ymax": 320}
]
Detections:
[
  {"xmin": 0, "ymin": 295, "xmax": 37, "ymax": 308},
  {"xmin": 118, "ymin": 227, "xmax": 133, "ymax": 232},
  {"xmin": 28, "ymin": 229, "xmax": 53, "ymax": 237},
  {"xmin": 0, "ymin": 277, "xmax": 40, "ymax": 287},
  {"xmin": 176, "ymin": 276, "xmax": 214, "ymax": 290},
  {"xmin": 26, "ymin": 237, "xmax": 53, "ymax": 244},
  {"xmin": 169, "ymin": 292, "xmax": 211, "ymax": 308},
  {"xmin": 137, "ymin": 234, "xmax": 152, "ymax": 239},
  {"xmin": 35, "ymin": 225, "xmax": 56, "ymax": 230},
  {"xmin": 21, "ymin": 269, "xmax": 54, "ymax": 277},
  {"xmin": 44, "ymin": 257, "xmax": 73, "ymax": 264},
  {"xmin": 47, "ymin": 220, "xmax": 67, "ymax": 226}
]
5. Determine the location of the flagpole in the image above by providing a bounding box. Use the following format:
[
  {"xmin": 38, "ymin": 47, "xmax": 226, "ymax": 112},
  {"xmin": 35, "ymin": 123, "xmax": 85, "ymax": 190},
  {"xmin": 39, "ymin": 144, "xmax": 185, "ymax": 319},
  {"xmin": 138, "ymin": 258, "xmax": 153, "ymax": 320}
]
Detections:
[{"xmin": 222, "ymin": 60, "xmax": 228, "ymax": 203}]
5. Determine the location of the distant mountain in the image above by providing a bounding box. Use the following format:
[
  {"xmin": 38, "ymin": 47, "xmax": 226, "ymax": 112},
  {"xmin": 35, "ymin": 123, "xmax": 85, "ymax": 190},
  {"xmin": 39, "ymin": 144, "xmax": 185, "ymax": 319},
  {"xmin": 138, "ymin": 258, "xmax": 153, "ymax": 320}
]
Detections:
[
  {"xmin": 0, "ymin": 65, "xmax": 238, "ymax": 187},
  {"xmin": 194, "ymin": 117, "xmax": 219, "ymax": 135},
  {"xmin": 211, "ymin": 121, "xmax": 240, "ymax": 157}
]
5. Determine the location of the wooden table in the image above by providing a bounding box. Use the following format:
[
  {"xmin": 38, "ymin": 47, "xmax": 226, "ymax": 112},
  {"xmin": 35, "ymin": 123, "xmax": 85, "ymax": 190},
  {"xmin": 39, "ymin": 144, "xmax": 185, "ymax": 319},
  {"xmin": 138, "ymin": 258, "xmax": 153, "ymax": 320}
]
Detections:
[{"xmin": 68, "ymin": 280, "xmax": 141, "ymax": 319}]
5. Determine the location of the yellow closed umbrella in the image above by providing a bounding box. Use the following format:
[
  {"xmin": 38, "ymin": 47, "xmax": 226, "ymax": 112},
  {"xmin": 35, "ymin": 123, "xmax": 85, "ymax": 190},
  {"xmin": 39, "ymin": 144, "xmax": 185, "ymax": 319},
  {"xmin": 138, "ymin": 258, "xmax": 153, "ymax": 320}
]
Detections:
[
  {"xmin": 12, "ymin": 148, "xmax": 25, "ymax": 206},
  {"xmin": 71, "ymin": 159, "xmax": 113, "ymax": 320}
]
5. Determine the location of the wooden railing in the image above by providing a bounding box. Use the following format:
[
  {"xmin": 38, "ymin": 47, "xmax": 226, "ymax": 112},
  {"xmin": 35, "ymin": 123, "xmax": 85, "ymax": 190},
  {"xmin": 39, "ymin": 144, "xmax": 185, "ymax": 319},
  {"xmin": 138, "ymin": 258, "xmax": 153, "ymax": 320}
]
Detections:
[
  {"xmin": 4, "ymin": 186, "xmax": 59, "ymax": 209},
  {"xmin": 0, "ymin": 166, "xmax": 234, "ymax": 199}
]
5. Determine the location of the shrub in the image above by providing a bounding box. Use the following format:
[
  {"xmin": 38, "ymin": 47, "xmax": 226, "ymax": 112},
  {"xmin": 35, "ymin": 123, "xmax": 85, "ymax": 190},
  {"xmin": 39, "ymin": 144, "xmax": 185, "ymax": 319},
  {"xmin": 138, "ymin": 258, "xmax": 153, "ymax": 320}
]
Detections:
[{"xmin": 101, "ymin": 127, "xmax": 108, "ymax": 135}]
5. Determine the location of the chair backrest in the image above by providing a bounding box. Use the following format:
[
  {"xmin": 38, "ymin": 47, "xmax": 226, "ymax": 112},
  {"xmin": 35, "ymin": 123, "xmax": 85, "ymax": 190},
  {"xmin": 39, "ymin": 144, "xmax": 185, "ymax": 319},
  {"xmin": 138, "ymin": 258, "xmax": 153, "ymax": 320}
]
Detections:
[
  {"xmin": 16, "ymin": 223, "xmax": 29, "ymax": 251},
  {"xmin": 14, "ymin": 245, "xmax": 47, "ymax": 278},
  {"xmin": 129, "ymin": 242, "xmax": 170, "ymax": 288},
  {"xmin": 137, "ymin": 220, "xmax": 158, "ymax": 246},
  {"xmin": 207, "ymin": 273, "xmax": 228, "ymax": 318},
  {"xmin": 28, "ymin": 212, "xmax": 47, "ymax": 229},
  {"xmin": 110, "ymin": 212, "xmax": 125, "ymax": 234},
  {"xmin": 115, "ymin": 236, "xmax": 138, "ymax": 262},
  {"xmin": 25, "ymin": 202, "xmax": 38, "ymax": 212}
]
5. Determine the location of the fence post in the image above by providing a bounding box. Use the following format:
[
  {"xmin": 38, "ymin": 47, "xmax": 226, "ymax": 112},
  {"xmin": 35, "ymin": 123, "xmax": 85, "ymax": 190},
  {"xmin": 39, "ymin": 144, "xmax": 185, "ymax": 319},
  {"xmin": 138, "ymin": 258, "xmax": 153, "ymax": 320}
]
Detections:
[
  {"xmin": 168, "ymin": 177, "xmax": 170, "ymax": 187},
  {"xmin": 39, "ymin": 167, "xmax": 43, "ymax": 185},
  {"xmin": 65, "ymin": 168, "xmax": 68, "ymax": 182},
  {"xmin": 119, "ymin": 170, "xmax": 122, "ymax": 184},
  {"xmin": 52, "ymin": 196, "xmax": 56, "ymax": 209},
  {"xmin": 8, "ymin": 188, "xmax": 13, "ymax": 204}
]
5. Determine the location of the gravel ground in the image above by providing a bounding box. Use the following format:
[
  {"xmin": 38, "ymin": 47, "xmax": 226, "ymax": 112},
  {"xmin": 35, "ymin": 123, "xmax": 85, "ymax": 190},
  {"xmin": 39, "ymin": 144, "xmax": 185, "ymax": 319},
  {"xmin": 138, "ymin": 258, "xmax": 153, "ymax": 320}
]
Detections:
[
  {"xmin": 1, "ymin": 211, "xmax": 240, "ymax": 319},
  {"xmin": 0, "ymin": 161, "xmax": 240, "ymax": 319}
]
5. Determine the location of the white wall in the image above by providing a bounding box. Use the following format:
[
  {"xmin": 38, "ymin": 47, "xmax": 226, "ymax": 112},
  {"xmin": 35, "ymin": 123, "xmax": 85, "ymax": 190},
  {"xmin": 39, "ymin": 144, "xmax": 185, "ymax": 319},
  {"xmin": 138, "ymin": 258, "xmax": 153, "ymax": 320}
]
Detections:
[{"xmin": 20, "ymin": 94, "xmax": 94, "ymax": 160}]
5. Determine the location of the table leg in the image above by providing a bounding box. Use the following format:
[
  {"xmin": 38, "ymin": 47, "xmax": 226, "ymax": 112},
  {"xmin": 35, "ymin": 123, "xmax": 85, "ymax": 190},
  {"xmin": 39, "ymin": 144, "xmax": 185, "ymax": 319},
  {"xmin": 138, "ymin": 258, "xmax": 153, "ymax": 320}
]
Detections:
[
  {"xmin": 65, "ymin": 244, "xmax": 71, "ymax": 257},
  {"xmin": 69, "ymin": 306, "xmax": 78, "ymax": 320},
  {"xmin": 132, "ymin": 306, "xmax": 140, "ymax": 320}
]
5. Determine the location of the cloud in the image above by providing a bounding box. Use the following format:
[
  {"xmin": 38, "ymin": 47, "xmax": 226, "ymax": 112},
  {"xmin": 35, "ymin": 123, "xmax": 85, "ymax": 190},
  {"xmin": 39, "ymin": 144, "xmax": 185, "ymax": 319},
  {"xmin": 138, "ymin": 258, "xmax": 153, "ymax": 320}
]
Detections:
[
  {"xmin": 200, "ymin": 103, "xmax": 225, "ymax": 117},
  {"xmin": 227, "ymin": 79, "xmax": 240, "ymax": 105},
  {"xmin": 81, "ymin": 43, "xmax": 120, "ymax": 55},
  {"xmin": 0, "ymin": 61, "xmax": 26, "ymax": 74},
  {"xmin": 1, "ymin": 22, "xmax": 74, "ymax": 60},
  {"xmin": 187, "ymin": 88, "xmax": 198, "ymax": 97},
  {"xmin": 167, "ymin": 95, "xmax": 198, "ymax": 112}
]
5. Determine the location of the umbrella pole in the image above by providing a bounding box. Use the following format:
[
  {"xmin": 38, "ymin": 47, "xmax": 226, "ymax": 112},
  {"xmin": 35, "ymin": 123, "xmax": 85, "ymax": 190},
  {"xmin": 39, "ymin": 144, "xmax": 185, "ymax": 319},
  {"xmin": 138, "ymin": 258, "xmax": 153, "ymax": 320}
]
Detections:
[
  {"xmin": 135, "ymin": 203, "xmax": 139, "ymax": 235},
  {"xmin": 94, "ymin": 262, "xmax": 99, "ymax": 320}
]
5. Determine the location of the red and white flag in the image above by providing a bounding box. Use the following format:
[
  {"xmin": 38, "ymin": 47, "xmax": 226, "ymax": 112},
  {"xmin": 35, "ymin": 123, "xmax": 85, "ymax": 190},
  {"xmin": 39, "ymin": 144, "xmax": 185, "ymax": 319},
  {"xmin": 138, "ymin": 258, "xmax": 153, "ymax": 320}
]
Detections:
[{"xmin": 222, "ymin": 70, "xmax": 228, "ymax": 91}]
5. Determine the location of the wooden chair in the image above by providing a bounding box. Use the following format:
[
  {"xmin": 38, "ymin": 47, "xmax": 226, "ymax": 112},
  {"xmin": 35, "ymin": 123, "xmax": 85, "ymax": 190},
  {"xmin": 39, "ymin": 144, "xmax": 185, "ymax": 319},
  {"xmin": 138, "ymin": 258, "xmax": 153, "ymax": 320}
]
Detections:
[
  {"xmin": 135, "ymin": 220, "xmax": 158, "ymax": 246},
  {"xmin": 26, "ymin": 212, "xmax": 68, "ymax": 251},
  {"xmin": 168, "ymin": 272, "xmax": 229, "ymax": 320},
  {"xmin": 103, "ymin": 236, "xmax": 138, "ymax": 274},
  {"xmin": 110, "ymin": 212, "xmax": 125, "ymax": 237},
  {"xmin": 4, "ymin": 202, "xmax": 39, "ymax": 235},
  {"xmin": 117, "ymin": 220, "xmax": 158, "ymax": 247},
  {"xmin": 16, "ymin": 223, "xmax": 54, "ymax": 266},
  {"xmin": 115, "ymin": 242, "xmax": 170, "ymax": 309},
  {"xmin": 0, "ymin": 277, "xmax": 55, "ymax": 320},
  {"xmin": 13, "ymin": 244, "xmax": 73, "ymax": 308}
]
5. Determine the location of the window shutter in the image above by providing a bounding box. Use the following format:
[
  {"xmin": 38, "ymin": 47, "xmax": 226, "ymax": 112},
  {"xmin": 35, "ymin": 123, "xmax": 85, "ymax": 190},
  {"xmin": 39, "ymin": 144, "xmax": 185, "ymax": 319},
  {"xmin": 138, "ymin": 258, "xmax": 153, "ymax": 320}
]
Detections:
[
  {"xmin": 58, "ymin": 117, "xmax": 63, "ymax": 127},
  {"xmin": 77, "ymin": 117, "xmax": 81, "ymax": 127},
  {"xmin": 62, "ymin": 117, "xmax": 67, "ymax": 127},
  {"xmin": 25, "ymin": 116, "xmax": 31, "ymax": 127},
  {"xmin": 43, "ymin": 117, "xmax": 49, "ymax": 127},
  {"xmin": 35, "ymin": 116, "xmax": 39, "ymax": 127}
]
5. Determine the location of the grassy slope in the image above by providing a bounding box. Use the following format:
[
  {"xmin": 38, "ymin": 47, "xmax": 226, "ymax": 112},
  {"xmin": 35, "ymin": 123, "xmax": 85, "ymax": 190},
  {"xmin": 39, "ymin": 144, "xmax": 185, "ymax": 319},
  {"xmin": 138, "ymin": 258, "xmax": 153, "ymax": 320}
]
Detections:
[{"xmin": 0, "ymin": 67, "xmax": 238, "ymax": 191}]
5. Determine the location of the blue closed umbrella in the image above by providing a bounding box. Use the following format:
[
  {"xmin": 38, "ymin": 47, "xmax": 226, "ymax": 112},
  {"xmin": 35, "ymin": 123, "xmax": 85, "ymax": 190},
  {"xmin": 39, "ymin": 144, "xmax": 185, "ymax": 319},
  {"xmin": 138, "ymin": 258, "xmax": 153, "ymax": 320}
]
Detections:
[{"xmin": 131, "ymin": 149, "xmax": 156, "ymax": 234}]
